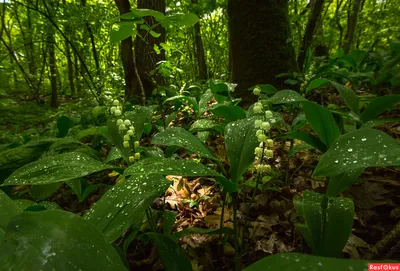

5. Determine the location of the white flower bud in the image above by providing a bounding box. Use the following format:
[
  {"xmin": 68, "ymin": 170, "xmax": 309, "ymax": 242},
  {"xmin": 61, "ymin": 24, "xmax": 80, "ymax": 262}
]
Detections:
[
  {"xmin": 134, "ymin": 141, "xmax": 140, "ymax": 148},
  {"xmin": 114, "ymin": 109, "xmax": 122, "ymax": 116},
  {"xmin": 123, "ymin": 141, "xmax": 129, "ymax": 148},
  {"xmin": 253, "ymin": 106, "xmax": 262, "ymax": 114},
  {"xmin": 265, "ymin": 110, "xmax": 273, "ymax": 118},
  {"xmin": 255, "ymin": 120, "xmax": 263, "ymax": 128},
  {"xmin": 264, "ymin": 149, "xmax": 274, "ymax": 158},
  {"xmin": 119, "ymin": 124, "xmax": 126, "ymax": 131},
  {"xmin": 135, "ymin": 153, "xmax": 140, "ymax": 160},
  {"xmin": 117, "ymin": 119, "xmax": 124, "ymax": 125},
  {"xmin": 257, "ymin": 134, "xmax": 266, "ymax": 142},
  {"xmin": 127, "ymin": 129, "xmax": 134, "ymax": 136},
  {"xmin": 113, "ymin": 100, "xmax": 120, "ymax": 106},
  {"xmin": 123, "ymin": 134, "xmax": 130, "ymax": 141},
  {"xmin": 129, "ymin": 156, "xmax": 135, "ymax": 163},
  {"xmin": 261, "ymin": 122, "xmax": 270, "ymax": 130},
  {"xmin": 124, "ymin": 119, "xmax": 131, "ymax": 126},
  {"xmin": 266, "ymin": 139, "xmax": 274, "ymax": 147},
  {"xmin": 253, "ymin": 87, "xmax": 261, "ymax": 96}
]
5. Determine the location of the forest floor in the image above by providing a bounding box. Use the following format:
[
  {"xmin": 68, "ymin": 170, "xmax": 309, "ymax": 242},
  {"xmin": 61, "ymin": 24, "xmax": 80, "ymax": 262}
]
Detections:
[{"xmin": 2, "ymin": 97, "xmax": 400, "ymax": 270}]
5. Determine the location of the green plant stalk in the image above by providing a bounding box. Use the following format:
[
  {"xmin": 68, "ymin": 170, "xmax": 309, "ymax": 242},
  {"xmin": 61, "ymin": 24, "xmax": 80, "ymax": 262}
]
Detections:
[
  {"xmin": 232, "ymin": 193, "xmax": 241, "ymax": 271},
  {"xmin": 145, "ymin": 208, "xmax": 156, "ymax": 232},
  {"xmin": 241, "ymin": 143, "xmax": 266, "ymax": 253},
  {"xmin": 219, "ymin": 191, "xmax": 227, "ymax": 256},
  {"xmin": 285, "ymin": 139, "xmax": 294, "ymax": 186}
]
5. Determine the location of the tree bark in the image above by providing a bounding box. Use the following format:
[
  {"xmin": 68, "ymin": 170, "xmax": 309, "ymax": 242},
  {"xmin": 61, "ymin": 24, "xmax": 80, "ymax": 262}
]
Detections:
[
  {"xmin": 342, "ymin": 0, "xmax": 362, "ymax": 54},
  {"xmin": 80, "ymin": 0, "xmax": 100, "ymax": 71},
  {"xmin": 192, "ymin": 0, "xmax": 208, "ymax": 81},
  {"xmin": 227, "ymin": 0, "xmax": 298, "ymax": 106},
  {"xmin": 114, "ymin": 0, "xmax": 138, "ymax": 101},
  {"xmin": 297, "ymin": 0, "xmax": 325, "ymax": 71},
  {"xmin": 134, "ymin": 0, "xmax": 166, "ymax": 98},
  {"xmin": 47, "ymin": 23, "xmax": 58, "ymax": 108}
]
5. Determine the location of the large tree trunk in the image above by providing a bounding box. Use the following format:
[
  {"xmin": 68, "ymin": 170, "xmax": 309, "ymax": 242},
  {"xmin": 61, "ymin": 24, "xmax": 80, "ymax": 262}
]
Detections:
[
  {"xmin": 134, "ymin": 0, "xmax": 166, "ymax": 98},
  {"xmin": 114, "ymin": 0, "xmax": 138, "ymax": 101},
  {"xmin": 297, "ymin": 0, "xmax": 325, "ymax": 71},
  {"xmin": 192, "ymin": 0, "xmax": 207, "ymax": 81},
  {"xmin": 227, "ymin": 0, "xmax": 298, "ymax": 106},
  {"xmin": 342, "ymin": 0, "xmax": 362, "ymax": 54}
]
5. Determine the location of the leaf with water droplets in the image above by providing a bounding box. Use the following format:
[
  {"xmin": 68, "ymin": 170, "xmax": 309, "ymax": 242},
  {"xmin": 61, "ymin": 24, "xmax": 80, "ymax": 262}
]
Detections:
[
  {"xmin": 189, "ymin": 119, "xmax": 224, "ymax": 134},
  {"xmin": 2, "ymin": 152, "xmax": 114, "ymax": 186},
  {"xmin": 124, "ymin": 157, "xmax": 224, "ymax": 178},
  {"xmin": 282, "ymin": 132, "xmax": 327, "ymax": 153},
  {"xmin": 326, "ymin": 168, "xmax": 365, "ymax": 197},
  {"xmin": 152, "ymin": 127, "xmax": 217, "ymax": 161},
  {"xmin": 294, "ymin": 190, "xmax": 354, "ymax": 257},
  {"xmin": 267, "ymin": 90, "xmax": 308, "ymax": 104},
  {"xmin": 314, "ymin": 128, "xmax": 400, "ymax": 177},
  {"xmin": 225, "ymin": 117, "xmax": 258, "ymax": 183},
  {"xmin": 0, "ymin": 190, "xmax": 21, "ymax": 239},
  {"xmin": 103, "ymin": 147, "xmax": 123, "ymax": 164},
  {"xmin": 84, "ymin": 174, "xmax": 169, "ymax": 242},
  {"xmin": 303, "ymin": 101, "xmax": 340, "ymax": 148},
  {"xmin": 243, "ymin": 252, "xmax": 368, "ymax": 271},
  {"xmin": 0, "ymin": 210, "xmax": 127, "ymax": 271}
]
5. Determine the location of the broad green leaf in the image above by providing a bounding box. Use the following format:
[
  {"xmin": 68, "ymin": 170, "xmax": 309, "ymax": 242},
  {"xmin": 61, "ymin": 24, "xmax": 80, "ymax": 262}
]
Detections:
[
  {"xmin": 2, "ymin": 152, "xmax": 113, "ymax": 186},
  {"xmin": 225, "ymin": 118, "xmax": 258, "ymax": 183},
  {"xmin": 306, "ymin": 78, "xmax": 330, "ymax": 93},
  {"xmin": 209, "ymin": 81, "xmax": 230, "ymax": 103},
  {"xmin": 57, "ymin": 116, "xmax": 75, "ymax": 138},
  {"xmin": 326, "ymin": 168, "xmax": 364, "ymax": 197},
  {"xmin": 294, "ymin": 190, "xmax": 354, "ymax": 257},
  {"xmin": 131, "ymin": 8, "xmax": 165, "ymax": 20},
  {"xmin": 330, "ymin": 81, "xmax": 360, "ymax": 115},
  {"xmin": 199, "ymin": 89, "xmax": 214, "ymax": 113},
  {"xmin": 189, "ymin": 119, "xmax": 224, "ymax": 134},
  {"xmin": 282, "ymin": 132, "xmax": 327, "ymax": 153},
  {"xmin": 142, "ymin": 146, "xmax": 164, "ymax": 158},
  {"xmin": 360, "ymin": 95, "xmax": 400, "ymax": 123},
  {"xmin": 48, "ymin": 138, "xmax": 87, "ymax": 154},
  {"xmin": 165, "ymin": 13, "xmax": 199, "ymax": 27},
  {"xmin": 110, "ymin": 21, "xmax": 136, "ymax": 43},
  {"xmin": 243, "ymin": 253, "xmax": 368, "ymax": 271},
  {"xmin": 210, "ymin": 105, "xmax": 246, "ymax": 123},
  {"xmin": 0, "ymin": 190, "xmax": 21, "ymax": 235},
  {"xmin": 145, "ymin": 233, "xmax": 192, "ymax": 271},
  {"xmin": 267, "ymin": 90, "xmax": 308, "ymax": 104},
  {"xmin": 124, "ymin": 157, "xmax": 223, "ymax": 178},
  {"xmin": 75, "ymin": 127, "xmax": 102, "ymax": 141},
  {"xmin": 13, "ymin": 199, "xmax": 60, "ymax": 211},
  {"xmin": 30, "ymin": 183, "xmax": 61, "ymax": 201},
  {"xmin": 66, "ymin": 178, "xmax": 83, "ymax": 200},
  {"xmin": 303, "ymin": 102, "xmax": 340, "ymax": 148},
  {"xmin": 125, "ymin": 105, "xmax": 153, "ymax": 141},
  {"xmin": 84, "ymin": 174, "xmax": 169, "ymax": 242},
  {"xmin": 0, "ymin": 138, "xmax": 58, "ymax": 171},
  {"xmin": 152, "ymin": 127, "xmax": 217, "ymax": 160},
  {"xmin": 0, "ymin": 210, "xmax": 127, "ymax": 271},
  {"xmin": 314, "ymin": 128, "xmax": 400, "ymax": 177},
  {"xmin": 103, "ymin": 147, "xmax": 123, "ymax": 164},
  {"xmin": 164, "ymin": 95, "xmax": 199, "ymax": 117},
  {"xmin": 362, "ymin": 118, "xmax": 400, "ymax": 128}
]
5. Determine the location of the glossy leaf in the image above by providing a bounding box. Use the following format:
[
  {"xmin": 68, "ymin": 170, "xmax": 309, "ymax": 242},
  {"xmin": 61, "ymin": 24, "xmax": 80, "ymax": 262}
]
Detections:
[
  {"xmin": 243, "ymin": 253, "xmax": 367, "ymax": 271},
  {"xmin": 124, "ymin": 157, "xmax": 224, "ymax": 178},
  {"xmin": 152, "ymin": 127, "xmax": 217, "ymax": 160},
  {"xmin": 210, "ymin": 105, "xmax": 246, "ymax": 123},
  {"xmin": 189, "ymin": 119, "xmax": 224, "ymax": 134},
  {"xmin": 30, "ymin": 183, "xmax": 61, "ymax": 201},
  {"xmin": 225, "ymin": 118, "xmax": 258, "ymax": 183},
  {"xmin": 326, "ymin": 168, "xmax": 364, "ymax": 197},
  {"xmin": 75, "ymin": 127, "xmax": 103, "ymax": 141},
  {"xmin": 294, "ymin": 190, "xmax": 354, "ymax": 257},
  {"xmin": 56, "ymin": 116, "xmax": 75, "ymax": 138},
  {"xmin": 0, "ymin": 210, "xmax": 127, "ymax": 271},
  {"xmin": 165, "ymin": 13, "xmax": 199, "ymax": 27},
  {"xmin": 360, "ymin": 94, "xmax": 400, "ymax": 123},
  {"xmin": 125, "ymin": 105, "xmax": 153, "ymax": 141},
  {"xmin": 306, "ymin": 78, "xmax": 330, "ymax": 93},
  {"xmin": 84, "ymin": 174, "xmax": 169, "ymax": 242},
  {"xmin": 104, "ymin": 147, "xmax": 123, "ymax": 164},
  {"xmin": 314, "ymin": 128, "xmax": 400, "ymax": 176},
  {"xmin": 145, "ymin": 233, "xmax": 192, "ymax": 271},
  {"xmin": 303, "ymin": 102, "xmax": 340, "ymax": 148},
  {"xmin": 0, "ymin": 190, "xmax": 21, "ymax": 237},
  {"xmin": 267, "ymin": 90, "xmax": 308, "ymax": 104},
  {"xmin": 2, "ymin": 152, "xmax": 113, "ymax": 186},
  {"xmin": 107, "ymin": 120, "xmax": 130, "ymax": 163},
  {"xmin": 110, "ymin": 21, "xmax": 136, "ymax": 43},
  {"xmin": 330, "ymin": 81, "xmax": 360, "ymax": 115},
  {"xmin": 283, "ymin": 132, "xmax": 327, "ymax": 153}
]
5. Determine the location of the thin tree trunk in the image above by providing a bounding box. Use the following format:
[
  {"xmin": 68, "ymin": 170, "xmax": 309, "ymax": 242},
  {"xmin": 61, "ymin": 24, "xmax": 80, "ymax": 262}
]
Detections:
[
  {"xmin": 192, "ymin": 0, "xmax": 208, "ymax": 80},
  {"xmin": 47, "ymin": 23, "xmax": 58, "ymax": 108},
  {"xmin": 114, "ymin": 0, "xmax": 137, "ymax": 101},
  {"xmin": 134, "ymin": 0, "xmax": 166, "ymax": 97},
  {"xmin": 297, "ymin": 0, "xmax": 325, "ymax": 71},
  {"xmin": 80, "ymin": 0, "xmax": 100, "ymax": 71},
  {"xmin": 342, "ymin": 0, "xmax": 362, "ymax": 54},
  {"xmin": 62, "ymin": 0, "xmax": 75, "ymax": 95}
]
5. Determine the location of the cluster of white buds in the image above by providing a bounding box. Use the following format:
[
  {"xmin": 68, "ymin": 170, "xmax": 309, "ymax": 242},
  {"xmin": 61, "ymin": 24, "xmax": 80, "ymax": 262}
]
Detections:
[
  {"xmin": 301, "ymin": 64, "xmax": 315, "ymax": 92},
  {"xmin": 110, "ymin": 99, "xmax": 123, "ymax": 116},
  {"xmin": 253, "ymin": 108, "xmax": 274, "ymax": 174}
]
